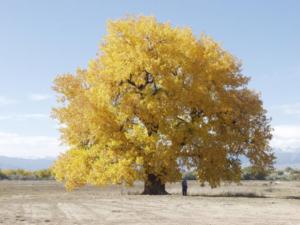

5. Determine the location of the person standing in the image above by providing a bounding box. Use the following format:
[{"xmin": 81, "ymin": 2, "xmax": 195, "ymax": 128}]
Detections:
[{"xmin": 182, "ymin": 178, "xmax": 188, "ymax": 196}]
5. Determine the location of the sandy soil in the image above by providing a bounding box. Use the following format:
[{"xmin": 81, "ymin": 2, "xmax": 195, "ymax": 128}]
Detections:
[{"xmin": 0, "ymin": 180, "xmax": 300, "ymax": 225}]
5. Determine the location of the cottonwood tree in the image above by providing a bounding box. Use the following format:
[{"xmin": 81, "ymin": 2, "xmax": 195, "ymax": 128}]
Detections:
[{"xmin": 52, "ymin": 16, "xmax": 274, "ymax": 194}]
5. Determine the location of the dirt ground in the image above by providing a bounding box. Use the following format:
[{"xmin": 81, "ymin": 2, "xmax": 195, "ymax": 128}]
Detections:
[{"xmin": 0, "ymin": 180, "xmax": 300, "ymax": 225}]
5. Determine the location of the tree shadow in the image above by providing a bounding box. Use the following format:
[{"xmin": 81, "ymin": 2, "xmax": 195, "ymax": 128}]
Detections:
[
  {"xmin": 188, "ymin": 192, "xmax": 267, "ymax": 198},
  {"xmin": 285, "ymin": 196, "xmax": 300, "ymax": 200}
]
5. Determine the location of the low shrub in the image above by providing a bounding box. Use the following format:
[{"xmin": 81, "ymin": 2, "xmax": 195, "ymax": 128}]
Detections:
[
  {"xmin": 183, "ymin": 171, "xmax": 197, "ymax": 180},
  {"xmin": 241, "ymin": 167, "xmax": 271, "ymax": 180},
  {"xmin": 0, "ymin": 169, "xmax": 8, "ymax": 179},
  {"xmin": 0, "ymin": 168, "xmax": 53, "ymax": 180}
]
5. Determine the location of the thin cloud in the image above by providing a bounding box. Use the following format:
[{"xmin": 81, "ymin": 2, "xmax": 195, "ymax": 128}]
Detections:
[
  {"xmin": 29, "ymin": 94, "xmax": 51, "ymax": 101},
  {"xmin": 275, "ymin": 103, "xmax": 300, "ymax": 116},
  {"xmin": 0, "ymin": 96, "xmax": 17, "ymax": 106},
  {"xmin": 20, "ymin": 113, "xmax": 49, "ymax": 119},
  {"xmin": 271, "ymin": 125, "xmax": 300, "ymax": 152},
  {"xmin": 0, "ymin": 132, "xmax": 65, "ymax": 158},
  {"xmin": 0, "ymin": 113, "xmax": 49, "ymax": 121}
]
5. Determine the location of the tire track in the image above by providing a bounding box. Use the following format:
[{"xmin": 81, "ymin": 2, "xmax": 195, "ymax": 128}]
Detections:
[{"xmin": 57, "ymin": 202, "xmax": 98, "ymax": 222}]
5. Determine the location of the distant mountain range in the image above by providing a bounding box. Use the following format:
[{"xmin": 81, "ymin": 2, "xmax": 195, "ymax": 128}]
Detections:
[
  {"xmin": 274, "ymin": 149, "xmax": 300, "ymax": 168},
  {"xmin": 0, "ymin": 156, "xmax": 55, "ymax": 170},
  {"xmin": 0, "ymin": 149, "xmax": 299, "ymax": 170}
]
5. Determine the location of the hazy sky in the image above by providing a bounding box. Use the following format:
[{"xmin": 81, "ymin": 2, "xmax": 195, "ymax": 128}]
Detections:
[{"xmin": 0, "ymin": 0, "xmax": 299, "ymax": 158}]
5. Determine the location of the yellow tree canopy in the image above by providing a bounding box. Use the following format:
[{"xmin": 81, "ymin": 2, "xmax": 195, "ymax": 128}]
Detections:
[{"xmin": 52, "ymin": 16, "xmax": 274, "ymax": 192}]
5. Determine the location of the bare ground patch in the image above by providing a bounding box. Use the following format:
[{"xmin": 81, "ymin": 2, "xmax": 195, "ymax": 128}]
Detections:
[{"xmin": 0, "ymin": 180, "xmax": 300, "ymax": 225}]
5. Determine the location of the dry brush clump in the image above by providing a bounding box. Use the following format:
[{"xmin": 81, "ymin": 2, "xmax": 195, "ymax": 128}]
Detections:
[{"xmin": 267, "ymin": 167, "xmax": 300, "ymax": 181}]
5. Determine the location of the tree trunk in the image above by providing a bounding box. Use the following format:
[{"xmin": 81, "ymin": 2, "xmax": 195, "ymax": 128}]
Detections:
[{"xmin": 142, "ymin": 174, "xmax": 169, "ymax": 195}]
